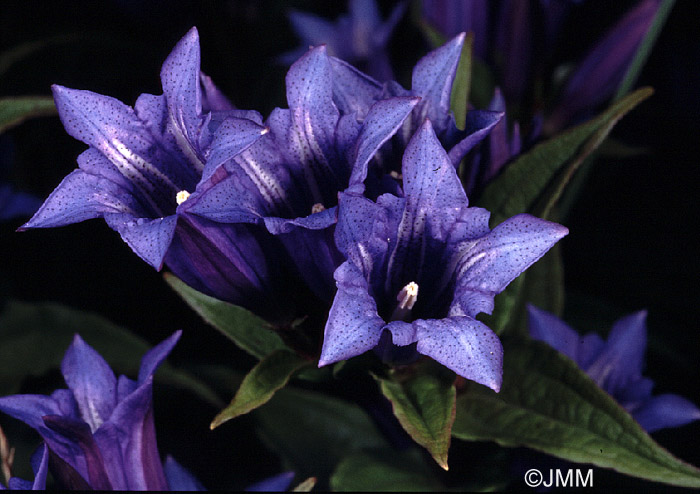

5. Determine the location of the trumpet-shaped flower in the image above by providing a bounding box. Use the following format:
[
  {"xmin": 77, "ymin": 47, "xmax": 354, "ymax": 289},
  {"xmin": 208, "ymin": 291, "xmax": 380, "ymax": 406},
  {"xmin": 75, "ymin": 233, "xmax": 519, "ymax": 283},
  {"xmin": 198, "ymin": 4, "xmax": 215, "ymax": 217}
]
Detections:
[
  {"xmin": 318, "ymin": 120, "xmax": 568, "ymax": 390},
  {"xmin": 528, "ymin": 305, "xmax": 700, "ymax": 432},
  {"xmin": 17, "ymin": 28, "xmax": 300, "ymax": 323},
  {"xmin": 0, "ymin": 332, "xmax": 204, "ymax": 490},
  {"xmin": 182, "ymin": 45, "xmax": 420, "ymax": 300}
]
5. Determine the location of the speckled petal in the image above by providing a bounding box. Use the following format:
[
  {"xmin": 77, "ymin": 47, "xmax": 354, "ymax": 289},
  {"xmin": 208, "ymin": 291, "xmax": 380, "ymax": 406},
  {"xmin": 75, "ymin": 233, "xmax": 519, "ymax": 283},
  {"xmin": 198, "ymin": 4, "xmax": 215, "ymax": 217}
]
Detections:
[
  {"xmin": 385, "ymin": 120, "xmax": 468, "ymax": 293},
  {"xmin": 446, "ymin": 109, "xmax": 504, "ymax": 165},
  {"xmin": 348, "ymin": 96, "xmax": 420, "ymax": 188},
  {"xmin": 160, "ymin": 27, "xmax": 205, "ymax": 166},
  {"xmin": 104, "ymin": 213, "xmax": 178, "ymax": 270},
  {"xmin": 411, "ymin": 33, "xmax": 465, "ymax": 129},
  {"xmin": 202, "ymin": 116, "xmax": 268, "ymax": 181},
  {"xmin": 319, "ymin": 261, "xmax": 386, "ymax": 366},
  {"xmin": 450, "ymin": 213, "xmax": 568, "ymax": 318},
  {"xmin": 414, "ymin": 316, "xmax": 503, "ymax": 391},
  {"xmin": 329, "ymin": 56, "xmax": 382, "ymax": 116}
]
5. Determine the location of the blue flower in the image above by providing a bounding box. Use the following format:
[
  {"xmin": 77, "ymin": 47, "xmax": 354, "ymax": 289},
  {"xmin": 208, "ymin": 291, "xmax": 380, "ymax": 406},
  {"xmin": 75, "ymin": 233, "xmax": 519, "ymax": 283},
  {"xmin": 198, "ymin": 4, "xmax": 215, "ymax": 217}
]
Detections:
[
  {"xmin": 17, "ymin": 28, "xmax": 302, "ymax": 323},
  {"xmin": 0, "ymin": 332, "xmax": 205, "ymax": 490},
  {"xmin": 318, "ymin": 120, "xmax": 568, "ymax": 391},
  {"xmin": 280, "ymin": 0, "xmax": 406, "ymax": 81},
  {"xmin": 528, "ymin": 305, "xmax": 700, "ymax": 432},
  {"xmin": 182, "ymin": 45, "xmax": 420, "ymax": 301}
]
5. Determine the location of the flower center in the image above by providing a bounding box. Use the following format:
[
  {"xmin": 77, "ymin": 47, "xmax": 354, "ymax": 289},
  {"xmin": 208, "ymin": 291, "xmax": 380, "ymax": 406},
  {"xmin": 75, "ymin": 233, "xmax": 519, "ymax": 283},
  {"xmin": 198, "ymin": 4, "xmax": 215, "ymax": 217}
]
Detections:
[
  {"xmin": 311, "ymin": 203, "xmax": 326, "ymax": 214},
  {"xmin": 176, "ymin": 190, "xmax": 191, "ymax": 205},
  {"xmin": 390, "ymin": 281, "xmax": 419, "ymax": 322}
]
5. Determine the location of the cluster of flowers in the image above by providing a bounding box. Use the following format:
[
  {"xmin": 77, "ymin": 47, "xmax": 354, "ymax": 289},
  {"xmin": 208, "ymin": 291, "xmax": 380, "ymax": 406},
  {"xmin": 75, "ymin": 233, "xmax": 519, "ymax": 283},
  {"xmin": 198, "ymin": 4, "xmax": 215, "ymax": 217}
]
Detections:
[{"xmin": 20, "ymin": 27, "xmax": 567, "ymax": 391}]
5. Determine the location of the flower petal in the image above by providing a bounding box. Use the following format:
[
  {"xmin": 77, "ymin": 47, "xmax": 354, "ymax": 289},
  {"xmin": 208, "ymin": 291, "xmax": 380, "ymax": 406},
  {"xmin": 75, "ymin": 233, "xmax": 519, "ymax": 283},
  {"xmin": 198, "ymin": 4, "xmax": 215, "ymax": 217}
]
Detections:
[
  {"xmin": 527, "ymin": 304, "xmax": 583, "ymax": 363},
  {"xmin": 101, "ymin": 377, "xmax": 168, "ymax": 491},
  {"xmin": 163, "ymin": 456, "xmax": 206, "ymax": 491},
  {"xmin": 386, "ymin": 120, "xmax": 468, "ymax": 294},
  {"xmin": 200, "ymin": 72, "xmax": 234, "ymax": 112},
  {"xmin": 104, "ymin": 213, "xmax": 178, "ymax": 270},
  {"xmin": 632, "ymin": 394, "xmax": 700, "ymax": 433},
  {"xmin": 201, "ymin": 117, "xmax": 268, "ymax": 182},
  {"xmin": 61, "ymin": 335, "xmax": 117, "ymax": 433},
  {"xmin": 160, "ymin": 27, "xmax": 205, "ymax": 166},
  {"xmin": 451, "ymin": 214, "xmax": 568, "ymax": 318},
  {"xmin": 30, "ymin": 444, "xmax": 50, "ymax": 490},
  {"xmin": 585, "ymin": 311, "xmax": 648, "ymax": 395},
  {"xmin": 348, "ymin": 96, "xmax": 420, "ymax": 188},
  {"xmin": 411, "ymin": 33, "xmax": 465, "ymax": 129},
  {"xmin": 43, "ymin": 415, "xmax": 113, "ymax": 490},
  {"xmin": 319, "ymin": 261, "xmax": 386, "ymax": 366},
  {"xmin": 446, "ymin": 109, "xmax": 504, "ymax": 165},
  {"xmin": 285, "ymin": 46, "xmax": 345, "ymax": 201},
  {"xmin": 329, "ymin": 56, "xmax": 382, "ymax": 116},
  {"xmin": 137, "ymin": 331, "xmax": 182, "ymax": 384},
  {"xmin": 247, "ymin": 471, "xmax": 295, "ymax": 492},
  {"xmin": 413, "ymin": 316, "xmax": 503, "ymax": 391}
]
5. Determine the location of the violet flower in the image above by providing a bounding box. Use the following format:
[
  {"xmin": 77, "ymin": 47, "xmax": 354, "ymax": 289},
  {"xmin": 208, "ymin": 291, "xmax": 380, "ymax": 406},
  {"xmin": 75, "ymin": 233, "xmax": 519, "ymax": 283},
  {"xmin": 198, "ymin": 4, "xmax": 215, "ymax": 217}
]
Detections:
[
  {"xmin": 318, "ymin": 120, "xmax": 568, "ymax": 391},
  {"xmin": 528, "ymin": 305, "xmax": 700, "ymax": 432},
  {"xmin": 280, "ymin": 0, "xmax": 406, "ymax": 81},
  {"xmin": 0, "ymin": 332, "xmax": 204, "ymax": 490},
  {"xmin": 17, "ymin": 28, "xmax": 300, "ymax": 324},
  {"xmin": 325, "ymin": 33, "xmax": 502, "ymax": 197},
  {"xmin": 182, "ymin": 45, "xmax": 420, "ymax": 301}
]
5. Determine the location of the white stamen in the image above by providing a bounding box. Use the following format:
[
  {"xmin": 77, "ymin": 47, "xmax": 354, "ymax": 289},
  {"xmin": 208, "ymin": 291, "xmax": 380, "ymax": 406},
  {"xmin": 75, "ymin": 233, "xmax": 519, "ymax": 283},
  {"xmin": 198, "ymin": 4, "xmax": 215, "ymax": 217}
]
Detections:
[
  {"xmin": 391, "ymin": 281, "xmax": 419, "ymax": 321},
  {"xmin": 389, "ymin": 170, "xmax": 403, "ymax": 180},
  {"xmin": 260, "ymin": 126, "xmax": 270, "ymax": 135},
  {"xmin": 311, "ymin": 203, "xmax": 326, "ymax": 214},
  {"xmin": 176, "ymin": 190, "xmax": 191, "ymax": 205}
]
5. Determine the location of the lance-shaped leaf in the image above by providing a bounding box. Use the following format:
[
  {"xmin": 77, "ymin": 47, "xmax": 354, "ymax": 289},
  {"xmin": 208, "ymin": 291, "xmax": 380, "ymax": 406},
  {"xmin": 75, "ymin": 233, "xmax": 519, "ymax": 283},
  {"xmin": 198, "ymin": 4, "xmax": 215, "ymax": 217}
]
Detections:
[
  {"xmin": 452, "ymin": 339, "xmax": 700, "ymax": 488},
  {"xmin": 210, "ymin": 349, "xmax": 310, "ymax": 429},
  {"xmin": 164, "ymin": 273, "xmax": 285, "ymax": 360},
  {"xmin": 0, "ymin": 299, "xmax": 221, "ymax": 408},
  {"xmin": 0, "ymin": 96, "xmax": 56, "ymax": 134},
  {"xmin": 374, "ymin": 362, "xmax": 456, "ymax": 470},
  {"xmin": 478, "ymin": 87, "xmax": 653, "ymax": 226}
]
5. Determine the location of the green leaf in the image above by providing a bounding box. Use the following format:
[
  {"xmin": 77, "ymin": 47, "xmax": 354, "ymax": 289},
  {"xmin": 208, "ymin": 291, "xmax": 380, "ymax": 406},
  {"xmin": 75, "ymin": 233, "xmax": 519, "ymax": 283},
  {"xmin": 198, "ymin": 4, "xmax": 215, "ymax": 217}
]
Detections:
[
  {"xmin": 164, "ymin": 273, "xmax": 285, "ymax": 359},
  {"xmin": 0, "ymin": 300, "xmax": 222, "ymax": 408},
  {"xmin": 450, "ymin": 35, "xmax": 472, "ymax": 130},
  {"xmin": 0, "ymin": 97, "xmax": 56, "ymax": 134},
  {"xmin": 613, "ymin": 0, "xmax": 675, "ymax": 101},
  {"xmin": 452, "ymin": 338, "xmax": 700, "ymax": 488},
  {"xmin": 331, "ymin": 449, "xmax": 442, "ymax": 492},
  {"xmin": 254, "ymin": 387, "xmax": 390, "ymax": 484},
  {"xmin": 374, "ymin": 361, "xmax": 456, "ymax": 470},
  {"xmin": 477, "ymin": 87, "xmax": 653, "ymax": 226},
  {"xmin": 210, "ymin": 349, "xmax": 310, "ymax": 429}
]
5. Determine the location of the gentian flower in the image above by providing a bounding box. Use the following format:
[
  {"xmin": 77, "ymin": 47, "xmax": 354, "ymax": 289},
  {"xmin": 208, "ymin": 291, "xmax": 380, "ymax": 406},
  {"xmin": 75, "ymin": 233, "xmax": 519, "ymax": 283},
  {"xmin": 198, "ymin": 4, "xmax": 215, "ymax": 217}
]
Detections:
[
  {"xmin": 181, "ymin": 44, "xmax": 420, "ymax": 301},
  {"xmin": 17, "ymin": 28, "xmax": 300, "ymax": 324},
  {"xmin": 528, "ymin": 305, "xmax": 700, "ymax": 432},
  {"xmin": 0, "ymin": 331, "xmax": 206, "ymax": 490},
  {"xmin": 280, "ymin": 0, "xmax": 406, "ymax": 81},
  {"xmin": 324, "ymin": 32, "xmax": 502, "ymax": 198},
  {"xmin": 318, "ymin": 120, "xmax": 568, "ymax": 391}
]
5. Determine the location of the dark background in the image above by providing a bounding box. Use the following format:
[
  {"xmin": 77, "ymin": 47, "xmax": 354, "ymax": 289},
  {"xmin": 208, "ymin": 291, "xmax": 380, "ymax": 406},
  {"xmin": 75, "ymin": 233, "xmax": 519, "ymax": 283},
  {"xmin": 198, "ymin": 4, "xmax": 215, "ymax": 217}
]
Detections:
[{"xmin": 1, "ymin": 0, "xmax": 698, "ymax": 490}]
